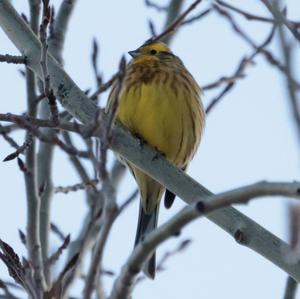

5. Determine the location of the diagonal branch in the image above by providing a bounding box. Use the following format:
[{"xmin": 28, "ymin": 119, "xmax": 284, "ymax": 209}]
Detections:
[{"xmin": 109, "ymin": 181, "xmax": 300, "ymax": 299}]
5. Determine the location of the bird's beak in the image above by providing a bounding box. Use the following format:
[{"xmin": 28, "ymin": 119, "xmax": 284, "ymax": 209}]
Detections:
[{"xmin": 128, "ymin": 49, "xmax": 140, "ymax": 58}]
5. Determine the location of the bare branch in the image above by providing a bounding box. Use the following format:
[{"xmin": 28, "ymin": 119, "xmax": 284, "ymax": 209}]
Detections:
[
  {"xmin": 283, "ymin": 276, "xmax": 298, "ymax": 299},
  {"xmin": 145, "ymin": 0, "xmax": 168, "ymax": 12},
  {"xmin": 260, "ymin": 0, "xmax": 300, "ymax": 41},
  {"xmin": 18, "ymin": 230, "xmax": 27, "ymax": 247},
  {"xmin": 38, "ymin": 0, "xmax": 78, "ymax": 282},
  {"xmin": 217, "ymin": 0, "xmax": 300, "ymax": 28},
  {"xmin": 90, "ymin": 73, "xmax": 119, "ymax": 101},
  {"xmin": 50, "ymin": 222, "xmax": 66, "ymax": 242},
  {"xmin": 152, "ymin": 0, "xmax": 203, "ymax": 43},
  {"xmin": 117, "ymin": 189, "xmax": 139, "ymax": 216},
  {"xmin": 47, "ymin": 234, "xmax": 70, "ymax": 266},
  {"xmin": 83, "ymin": 56, "xmax": 126, "ymax": 299},
  {"xmin": 91, "ymin": 38, "xmax": 102, "ymax": 91},
  {"xmin": 39, "ymin": 1, "xmax": 59, "ymax": 125},
  {"xmin": 0, "ymin": 123, "xmax": 20, "ymax": 149},
  {"xmin": 0, "ymin": 279, "xmax": 20, "ymax": 299},
  {"xmin": 17, "ymin": 157, "xmax": 30, "ymax": 175},
  {"xmin": 110, "ymin": 181, "xmax": 300, "ymax": 299},
  {"xmin": 0, "ymin": 54, "xmax": 26, "ymax": 64},
  {"xmin": 205, "ymin": 21, "xmax": 276, "ymax": 113},
  {"xmin": 135, "ymin": 239, "xmax": 191, "ymax": 284},
  {"xmin": 0, "ymin": 113, "xmax": 78, "ymax": 132},
  {"xmin": 181, "ymin": 8, "xmax": 212, "ymax": 26},
  {"xmin": 99, "ymin": 56, "xmax": 126, "ymax": 180},
  {"xmin": 3, "ymin": 133, "xmax": 33, "ymax": 162},
  {"xmin": 276, "ymin": 5, "xmax": 300, "ymax": 143},
  {"xmin": 54, "ymin": 180, "xmax": 98, "ymax": 194},
  {"xmin": 212, "ymin": 3, "xmax": 300, "ymax": 90},
  {"xmin": 83, "ymin": 182, "xmax": 117, "ymax": 299},
  {"xmin": 160, "ymin": 0, "xmax": 184, "ymax": 44},
  {"xmin": 45, "ymin": 253, "xmax": 79, "ymax": 299}
]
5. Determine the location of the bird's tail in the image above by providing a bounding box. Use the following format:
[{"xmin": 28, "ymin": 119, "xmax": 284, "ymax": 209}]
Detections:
[{"xmin": 134, "ymin": 201, "xmax": 158, "ymax": 279}]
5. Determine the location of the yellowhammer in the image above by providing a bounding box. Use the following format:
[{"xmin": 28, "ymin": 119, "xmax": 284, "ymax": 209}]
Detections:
[{"xmin": 107, "ymin": 40, "xmax": 205, "ymax": 278}]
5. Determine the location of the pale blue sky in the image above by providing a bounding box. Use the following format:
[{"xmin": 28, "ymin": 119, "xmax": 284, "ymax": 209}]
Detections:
[{"xmin": 0, "ymin": 0, "xmax": 299, "ymax": 298}]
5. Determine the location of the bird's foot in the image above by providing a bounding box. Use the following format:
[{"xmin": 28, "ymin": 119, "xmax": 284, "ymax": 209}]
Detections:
[
  {"xmin": 152, "ymin": 147, "xmax": 166, "ymax": 161},
  {"xmin": 134, "ymin": 132, "xmax": 147, "ymax": 149}
]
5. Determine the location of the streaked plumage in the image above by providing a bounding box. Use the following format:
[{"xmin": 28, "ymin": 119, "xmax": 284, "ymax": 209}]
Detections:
[{"xmin": 107, "ymin": 40, "xmax": 205, "ymax": 278}]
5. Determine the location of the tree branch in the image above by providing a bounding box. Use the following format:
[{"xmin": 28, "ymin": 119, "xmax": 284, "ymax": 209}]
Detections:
[
  {"xmin": 110, "ymin": 181, "xmax": 300, "ymax": 299},
  {"xmin": 260, "ymin": 0, "xmax": 300, "ymax": 41},
  {"xmin": 152, "ymin": 0, "xmax": 203, "ymax": 43},
  {"xmin": 217, "ymin": 0, "xmax": 300, "ymax": 27},
  {"xmin": 0, "ymin": 54, "xmax": 26, "ymax": 64},
  {"xmin": 37, "ymin": 0, "xmax": 78, "ymax": 284},
  {"xmin": 22, "ymin": 0, "xmax": 45, "ymax": 293},
  {"xmin": 276, "ymin": 2, "xmax": 300, "ymax": 145},
  {"xmin": 283, "ymin": 276, "xmax": 298, "ymax": 299}
]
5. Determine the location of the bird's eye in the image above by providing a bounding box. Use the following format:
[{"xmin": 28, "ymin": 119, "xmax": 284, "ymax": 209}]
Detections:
[{"xmin": 150, "ymin": 49, "xmax": 157, "ymax": 55}]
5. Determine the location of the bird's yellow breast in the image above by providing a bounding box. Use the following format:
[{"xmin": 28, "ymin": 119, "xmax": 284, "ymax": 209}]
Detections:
[{"xmin": 116, "ymin": 67, "xmax": 204, "ymax": 168}]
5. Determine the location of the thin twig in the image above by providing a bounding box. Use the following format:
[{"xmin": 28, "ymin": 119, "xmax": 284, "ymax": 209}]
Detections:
[
  {"xmin": 3, "ymin": 134, "xmax": 33, "ymax": 162},
  {"xmin": 18, "ymin": 230, "xmax": 27, "ymax": 247},
  {"xmin": 181, "ymin": 8, "xmax": 212, "ymax": 26},
  {"xmin": 91, "ymin": 38, "xmax": 102, "ymax": 91},
  {"xmin": 0, "ymin": 113, "xmax": 90, "ymax": 157},
  {"xmin": 47, "ymin": 234, "xmax": 70, "ymax": 266},
  {"xmin": 83, "ymin": 57, "xmax": 126, "ymax": 299},
  {"xmin": 217, "ymin": 0, "xmax": 300, "ymax": 27},
  {"xmin": 90, "ymin": 73, "xmax": 119, "ymax": 101},
  {"xmin": 99, "ymin": 56, "xmax": 126, "ymax": 180},
  {"xmin": 0, "ymin": 54, "xmax": 26, "ymax": 64},
  {"xmin": 40, "ymin": 0, "xmax": 59, "ymax": 125},
  {"xmin": 50, "ymin": 222, "xmax": 66, "ymax": 241},
  {"xmin": 205, "ymin": 21, "xmax": 276, "ymax": 113},
  {"xmin": 145, "ymin": 0, "xmax": 168, "ymax": 12},
  {"xmin": 152, "ymin": 0, "xmax": 203, "ymax": 42},
  {"xmin": 17, "ymin": 158, "xmax": 30, "ymax": 175},
  {"xmin": 160, "ymin": 0, "xmax": 184, "ymax": 44},
  {"xmin": 0, "ymin": 113, "xmax": 78, "ymax": 132},
  {"xmin": 0, "ymin": 124, "xmax": 20, "ymax": 149},
  {"xmin": 55, "ymin": 179, "xmax": 98, "ymax": 194},
  {"xmin": 212, "ymin": 3, "xmax": 300, "ymax": 89},
  {"xmin": 135, "ymin": 239, "xmax": 191, "ymax": 284},
  {"xmin": 0, "ymin": 279, "xmax": 21, "ymax": 299},
  {"xmin": 276, "ymin": 2, "xmax": 300, "ymax": 143},
  {"xmin": 117, "ymin": 189, "xmax": 139, "ymax": 216}
]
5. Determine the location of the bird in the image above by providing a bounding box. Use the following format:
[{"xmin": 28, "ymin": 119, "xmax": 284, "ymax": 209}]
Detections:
[{"xmin": 107, "ymin": 39, "xmax": 205, "ymax": 279}]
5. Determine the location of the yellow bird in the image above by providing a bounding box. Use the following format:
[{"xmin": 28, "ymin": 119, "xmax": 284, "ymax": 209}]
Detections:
[{"xmin": 107, "ymin": 40, "xmax": 205, "ymax": 278}]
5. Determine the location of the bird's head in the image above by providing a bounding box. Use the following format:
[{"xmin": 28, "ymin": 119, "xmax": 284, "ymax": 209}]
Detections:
[{"xmin": 128, "ymin": 40, "xmax": 175, "ymax": 63}]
